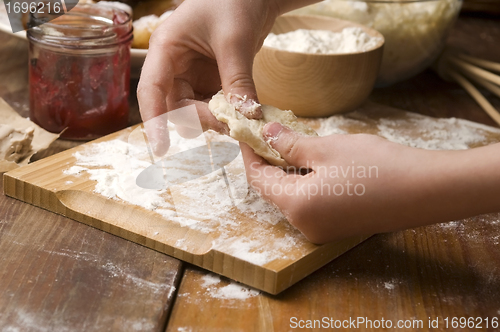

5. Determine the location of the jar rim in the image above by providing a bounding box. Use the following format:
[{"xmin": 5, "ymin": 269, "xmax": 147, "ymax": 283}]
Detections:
[
  {"xmin": 35, "ymin": 4, "xmax": 132, "ymax": 29},
  {"xmin": 27, "ymin": 4, "xmax": 133, "ymax": 49}
]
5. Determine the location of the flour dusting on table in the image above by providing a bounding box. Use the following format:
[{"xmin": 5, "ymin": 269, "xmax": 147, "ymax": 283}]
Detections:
[
  {"xmin": 200, "ymin": 273, "xmax": 260, "ymax": 300},
  {"xmin": 309, "ymin": 107, "xmax": 500, "ymax": 150}
]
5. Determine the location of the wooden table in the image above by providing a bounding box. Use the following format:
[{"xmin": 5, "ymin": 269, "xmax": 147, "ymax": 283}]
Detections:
[{"xmin": 1, "ymin": 14, "xmax": 500, "ymax": 332}]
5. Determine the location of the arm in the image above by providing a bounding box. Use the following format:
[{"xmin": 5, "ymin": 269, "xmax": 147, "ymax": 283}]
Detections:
[{"xmin": 241, "ymin": 122, "xmax": 500, "ymax": 244}]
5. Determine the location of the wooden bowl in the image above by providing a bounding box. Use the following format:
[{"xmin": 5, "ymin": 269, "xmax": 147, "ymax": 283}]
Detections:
[{"xmin": 253, "ymin": 15, "xmax": 384, "ymax": 117}]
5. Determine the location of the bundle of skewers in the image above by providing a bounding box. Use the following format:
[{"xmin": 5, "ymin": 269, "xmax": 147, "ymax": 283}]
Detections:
[{"xmin": 435, "ymin": 48, "xmax": 500, "ymax": 126}]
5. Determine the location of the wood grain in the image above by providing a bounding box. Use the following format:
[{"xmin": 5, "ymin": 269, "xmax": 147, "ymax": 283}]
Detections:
[
  {"xmin": 2, "ymin": 13, "xmax": 500, "ymax": 332},
  {"xmin": 254, "ymin": 15, "xmax": 384, "ymax": 117},
  {"xmin": 0, "ymin": 29, "xmax": 182, "ymax": 332},
  {"xmin": 3, "ymin": 126, "xmax": 369, "ymax": 295},
  {"xmin": 168, "ymin": 215, "xmax": 500, "ymax": 332},
  {"xmin": 0, "ymin": 176, "xmax": 183, "ymax": 332},
  {"xmin": 167, "ymin": 15, "xmax": 500, "ymax": 332}
]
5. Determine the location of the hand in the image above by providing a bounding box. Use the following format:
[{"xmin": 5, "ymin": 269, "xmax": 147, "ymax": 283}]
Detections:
[
  {"xmin": 241, "ymin": 122, "xmax": 500, "ymax": 243},
  {"xmin": 137, "ymin": 0, "xmax": 281, "ymax": 155},
  {"xmin": 137, "ymin": 0, "xmax": 322, "ymax": 155}
]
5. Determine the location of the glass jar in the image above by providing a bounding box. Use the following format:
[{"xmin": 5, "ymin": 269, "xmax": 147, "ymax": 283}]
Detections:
[{"xmin": 27, "ymin": 4, "xmax": 133, "ymax": 140}]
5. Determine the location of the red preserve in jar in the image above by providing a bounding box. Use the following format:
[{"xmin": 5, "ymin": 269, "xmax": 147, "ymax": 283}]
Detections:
[{"xmin": 27, "ymin": 4, "xmax": 133, "ymax": 140}]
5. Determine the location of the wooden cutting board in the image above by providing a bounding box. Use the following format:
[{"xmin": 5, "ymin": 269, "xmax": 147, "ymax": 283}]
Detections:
[
  {"xmin": 2, "ymin": 121, "xmax": 368, "ymax": 295},
  {"xmin": 4, "ymin": 102, "xmax": 500, "ymax": 294}
]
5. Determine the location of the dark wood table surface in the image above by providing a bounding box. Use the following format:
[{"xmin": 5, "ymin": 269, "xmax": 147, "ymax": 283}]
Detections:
[{"xmin": 1, "ymin": 14, "xmax": 500, "ymax": 332}]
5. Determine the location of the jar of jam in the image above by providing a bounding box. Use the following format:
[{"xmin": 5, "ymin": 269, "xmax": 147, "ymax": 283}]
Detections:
[{"xmin": 27, "ymin": 4, "xmax": 133, "ymax": 140}]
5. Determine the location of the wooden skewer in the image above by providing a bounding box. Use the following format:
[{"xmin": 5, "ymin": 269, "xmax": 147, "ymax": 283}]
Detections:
[
  {"xmin": 449, "ymin": 56, "xmax": 500, "ymax": 86},
  {"xmin": 462, "ymin": 70, "xmax": 500, "ymax": 99},
  {"xmin": 457, "ymin": 53, "xmax": 500, "ymax": 73},
  {"xmin": 446, "ymin": 69, "xmax": 500, "ymax": 126}
]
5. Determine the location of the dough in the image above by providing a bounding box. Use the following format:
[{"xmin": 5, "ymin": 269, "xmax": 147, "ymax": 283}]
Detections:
[
  {"xmin": 0, "ymin": 124, "xmax": 34, "ymax": 163},
  {"xmin": 208, "ymin": 91, "xmax": 317, "ymax": 167}
]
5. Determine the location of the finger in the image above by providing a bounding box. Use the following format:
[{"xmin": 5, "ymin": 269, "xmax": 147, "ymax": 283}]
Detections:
[
  {"xmin": 263, "ymin": 122, "xmax": 316, "ymax": 168},
  {"xmin": 240, "ymin": 142, "xmax": 284, "ymax": 190},
  {"xmin": 143, "ymin": 114, "xmax": 170, "ymax": 157},
  {"xmin": 137, "ymin": 34, "xmax": 175, "ymax": 156},
  {"xmin": 240, "ymin": 143, "xmax": 302, "ymax": 207},
  {"xmin": 168, "ymin": 79, "xmax": 229, "ymax": 135},
  {"xmin": 215, "ymin": 40, "xmax": 263, "ymax": 119},
  {"xmin": 137, "ymin": 34, "xmax": 175, "ymax": 122}
]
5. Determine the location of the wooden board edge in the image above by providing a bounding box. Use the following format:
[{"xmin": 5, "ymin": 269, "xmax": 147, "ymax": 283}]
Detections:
[
  {"xmin": 3, "ymin": 169, "xmax": 371, "ymax": 295},
  {"xmin": 272, "ymin": 235, "xmax": 371, "ymax": 294},
  {"xmin": 3, "ymin": 170, "xmax": 284, "ymax": 293}
]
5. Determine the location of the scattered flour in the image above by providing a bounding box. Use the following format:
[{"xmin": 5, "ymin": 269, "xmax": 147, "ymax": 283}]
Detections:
[
  {"xmin": 375, "ymin": 116, "xmax": 494, "ymax": 150},
  {"xmin": 313, "ymin": 109, "xmax": 500, "ymax": 150},
  {"xmin": 384, "ymin": 282, "xmax": 395, "ymax": 290},
  {"xmin": 65, "ymin": 126, "xmax": 302, "ymax": 266},
  {"xmin": 263, "ymin": 27, "xmax": 382, "ymax": 54},
  {"xmin": 200, "ymin": 273, "xmax": 260, "ymax": 300},
  {"xmin": 64, "ymin": 108, "xmax": 500, "ymax": 268},
  {"xmin": 65, "ymin": 140, "xmax": 167, "ymax": 211}
]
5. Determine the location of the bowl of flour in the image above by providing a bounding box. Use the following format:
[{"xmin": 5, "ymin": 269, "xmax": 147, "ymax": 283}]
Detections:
[
  {"xmin": 253, "ymin": 15, "xmax": 384, "ymax": 117},
  {"xmin": 292, "ymin": 0, "xmax": 463, "ymax": 87}
]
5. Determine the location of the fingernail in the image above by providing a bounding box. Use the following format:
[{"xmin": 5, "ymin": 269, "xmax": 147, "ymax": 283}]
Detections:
[
  {"xmin": 263, "ymin": 122, "xmax": 283, "ymax": 140},
  {"xmin": 229, "ymin": 94, "xmax": 245, "ymax": 108},
  {"xmin": 230, "ymin": 94, "xmax": 262, "ymax": 119},
  {"xmin": 240, "ymin": 100, "xmax": 262, "ymax": 119}
]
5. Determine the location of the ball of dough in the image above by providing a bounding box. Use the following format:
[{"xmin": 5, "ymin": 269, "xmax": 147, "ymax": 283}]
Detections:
[{"xmin": 208, "ymin": 91, "xmax": 317, "ymax": 167}]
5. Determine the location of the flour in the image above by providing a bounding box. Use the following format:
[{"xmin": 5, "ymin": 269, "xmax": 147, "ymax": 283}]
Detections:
[
  {"xmin": 64, "ymin": 107, "xmax": 500, "ymax": 269},
  {"xmin": 292, "ymin": 0, "xmax": 462, "ymax": 85},
  {"xmin": 65, "ymin": 125, "xmax": 306, "ymax": 266},
  {"xmin": 384, "ymin": 281, "xmax": 395, "ymax": 290},
  {"xmin": 263, "ymin": 27, "xmax": 382, "ymax": 54},
  {"xmin": 65, "ymin": 140, "xmax": 168, "ymax": 211},
  {"xmin": 200, "ymin": 273, "xmax": 260, "ymax": 300},
  {"xmin": 375, "ymin": 112, "xmax": 498, "ymax": 150},
  {"xmin": 310, "ymin": 109, "xmax": 500, "ymax": 150}
]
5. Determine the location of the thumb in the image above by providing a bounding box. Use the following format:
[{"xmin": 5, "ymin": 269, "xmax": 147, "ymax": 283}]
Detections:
[
  {"xmin": 263, "ymin": 122, "xmax": 313, "ymax": 168},
  {"xmin": 216, "ymin": 46, "xmax": 262, "ymax": 119}
]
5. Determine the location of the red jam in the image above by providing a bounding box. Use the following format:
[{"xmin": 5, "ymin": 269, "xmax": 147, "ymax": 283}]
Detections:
[{"xmin": 27, "ymin": 4, "xmax": 133, "ymax": 140}]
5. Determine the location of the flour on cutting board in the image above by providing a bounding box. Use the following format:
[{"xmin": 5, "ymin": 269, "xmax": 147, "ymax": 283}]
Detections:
[
  {"xmin": 64, "ymin": 125, "xmax": 299, "ymax": 265},
  {"xmin": 64, "ymin": 107, "xmax": 500, "ymax": 266}
]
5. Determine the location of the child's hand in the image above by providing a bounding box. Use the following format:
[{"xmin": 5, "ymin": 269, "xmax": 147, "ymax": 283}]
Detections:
[
  {"xmin": 137, "ymin": 0, "xmax": 321, "ymax": 155},
  {"xmin": 241, "ymin": 122, "xmax": 500, "ymax": 244},
  {"xmin": 137, "ymin": 0, "xmax": 279, "ymax": 154}
]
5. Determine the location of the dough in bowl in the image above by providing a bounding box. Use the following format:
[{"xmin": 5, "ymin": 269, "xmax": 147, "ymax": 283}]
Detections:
[{"xmin": 208, "ymin": 91, "xmax": 317, "ymax": 167}]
